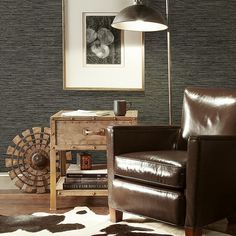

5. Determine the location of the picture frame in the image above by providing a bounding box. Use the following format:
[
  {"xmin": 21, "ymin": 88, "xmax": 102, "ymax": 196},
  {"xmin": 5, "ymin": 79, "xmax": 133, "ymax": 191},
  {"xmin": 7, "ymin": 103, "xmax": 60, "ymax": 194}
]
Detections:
[{"xmin": 63, "ymin": 0, "xmax": 144, "ymax": 91}]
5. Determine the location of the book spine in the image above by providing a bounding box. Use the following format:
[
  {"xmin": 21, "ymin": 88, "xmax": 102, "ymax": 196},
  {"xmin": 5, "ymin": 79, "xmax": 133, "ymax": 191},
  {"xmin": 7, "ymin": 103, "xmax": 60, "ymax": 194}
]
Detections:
[
  {"xmin": 65, "ymin": 177, "xmax": 107, "ymax": 183},
  {"xmin": 63, "ymin": 183, "xmax": 107, "ymax": 189},
  {"xmin": 66, "ymin": 173, "xmax": 107, "ymax": 178}
]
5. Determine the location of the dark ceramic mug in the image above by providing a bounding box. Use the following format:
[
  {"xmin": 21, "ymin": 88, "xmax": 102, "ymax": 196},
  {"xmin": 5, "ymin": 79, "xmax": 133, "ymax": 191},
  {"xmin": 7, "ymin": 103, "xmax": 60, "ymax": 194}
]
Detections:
[{"xmin": 113, "ymin": 100, "xmax": 131, "ymax": 116}]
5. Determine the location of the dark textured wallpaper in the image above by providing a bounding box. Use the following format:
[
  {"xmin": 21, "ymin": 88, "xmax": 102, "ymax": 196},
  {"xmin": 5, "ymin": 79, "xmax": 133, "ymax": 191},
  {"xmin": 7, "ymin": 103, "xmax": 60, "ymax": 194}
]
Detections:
[{"xmin": 0, "ymin": 0, "xmax": 236, "ymax": 171}]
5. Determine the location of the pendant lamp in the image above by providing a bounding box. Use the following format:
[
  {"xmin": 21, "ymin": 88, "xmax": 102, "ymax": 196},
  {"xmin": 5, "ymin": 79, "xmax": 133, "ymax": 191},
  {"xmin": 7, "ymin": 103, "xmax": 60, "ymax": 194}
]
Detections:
[{"xmin": 111, "ymin": 0, "xmax": 173, "ymax": 125}]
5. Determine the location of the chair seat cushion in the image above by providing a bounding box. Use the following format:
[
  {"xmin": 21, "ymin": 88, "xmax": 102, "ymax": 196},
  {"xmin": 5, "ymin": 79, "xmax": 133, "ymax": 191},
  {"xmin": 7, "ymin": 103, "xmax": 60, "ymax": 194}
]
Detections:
[{"xmin": 114, "ymin": 150, "xmax": 187, "ymax": 189}]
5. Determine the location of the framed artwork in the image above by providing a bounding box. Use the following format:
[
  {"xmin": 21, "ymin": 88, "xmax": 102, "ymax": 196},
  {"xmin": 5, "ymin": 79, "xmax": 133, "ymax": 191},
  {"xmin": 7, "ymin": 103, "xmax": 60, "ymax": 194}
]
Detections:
[{"xmin": 63, "ymin": 0, "xmax": 144, "ymax": 91}]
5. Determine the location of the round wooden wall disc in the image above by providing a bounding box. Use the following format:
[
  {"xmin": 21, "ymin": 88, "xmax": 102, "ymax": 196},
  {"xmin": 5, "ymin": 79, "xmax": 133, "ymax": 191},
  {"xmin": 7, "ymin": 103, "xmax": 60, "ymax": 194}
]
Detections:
[{"xmin": 5, "ymin": 127, "xmax": 72, "ymax": 193}]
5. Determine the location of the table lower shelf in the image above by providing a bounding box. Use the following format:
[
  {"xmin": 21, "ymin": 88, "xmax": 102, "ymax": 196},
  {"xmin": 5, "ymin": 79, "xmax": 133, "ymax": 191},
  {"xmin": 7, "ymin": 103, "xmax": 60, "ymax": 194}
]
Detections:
[{"xmin": 56, "ymin": 177, "xmax": 108, "ymax": 197}]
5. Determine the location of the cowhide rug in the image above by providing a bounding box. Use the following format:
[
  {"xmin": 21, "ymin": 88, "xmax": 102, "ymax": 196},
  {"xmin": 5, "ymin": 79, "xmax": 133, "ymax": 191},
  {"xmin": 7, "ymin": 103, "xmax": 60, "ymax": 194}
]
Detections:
[{"xmin": 0, "ymin": 207, "xmax": 231, "ymax": 236}]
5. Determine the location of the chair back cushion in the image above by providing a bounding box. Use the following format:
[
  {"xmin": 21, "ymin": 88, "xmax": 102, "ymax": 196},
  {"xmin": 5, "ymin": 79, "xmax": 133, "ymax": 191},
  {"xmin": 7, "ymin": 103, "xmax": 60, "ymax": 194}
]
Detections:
[{"xmin": 181, "ymin": 87, "xmax": 236, "ymax": 139}]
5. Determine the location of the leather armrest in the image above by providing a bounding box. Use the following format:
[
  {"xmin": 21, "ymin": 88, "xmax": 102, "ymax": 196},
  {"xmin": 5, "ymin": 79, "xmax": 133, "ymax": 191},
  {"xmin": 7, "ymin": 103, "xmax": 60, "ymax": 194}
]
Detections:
[
  {"xmin": 186, "ymin": 135, "xmax": 236, "ymax": 227},
  {"xmin": 106, "ymin": 125, "xmax": 181, "ymax": 206},
  {"xmin": 106, "ymin": 125, "xmax": 181, "ymax": 156}
]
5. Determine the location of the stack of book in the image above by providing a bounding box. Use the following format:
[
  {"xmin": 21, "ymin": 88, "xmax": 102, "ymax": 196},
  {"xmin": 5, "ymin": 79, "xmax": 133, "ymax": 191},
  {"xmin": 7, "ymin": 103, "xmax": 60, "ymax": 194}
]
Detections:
[{"xmin": 63, "ymin": 164, "xmax": 107, "ymax": 190}]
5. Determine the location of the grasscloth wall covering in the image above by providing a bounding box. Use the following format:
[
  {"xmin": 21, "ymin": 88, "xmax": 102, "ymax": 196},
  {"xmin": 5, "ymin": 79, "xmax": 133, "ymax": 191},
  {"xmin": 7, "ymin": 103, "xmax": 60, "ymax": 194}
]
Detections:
[{"xmin": 0, "ymin": 0, "xmax": 235, "ymax": 171}]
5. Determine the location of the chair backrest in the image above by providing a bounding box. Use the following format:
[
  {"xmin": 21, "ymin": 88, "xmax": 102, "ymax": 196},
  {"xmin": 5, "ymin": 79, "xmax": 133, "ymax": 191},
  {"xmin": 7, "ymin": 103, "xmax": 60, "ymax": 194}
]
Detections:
[{"xmin": 181, "ymin": 87, "xmax": 236, "ymax": 139}]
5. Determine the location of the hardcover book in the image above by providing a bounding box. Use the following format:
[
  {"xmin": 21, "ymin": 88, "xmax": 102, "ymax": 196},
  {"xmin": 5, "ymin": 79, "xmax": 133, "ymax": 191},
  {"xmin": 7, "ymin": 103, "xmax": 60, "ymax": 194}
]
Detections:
[
  {"xmin": 64, "ymin": 177, "xmax": 107, "ymax": 183},
  {"xmin": 63, "ymin": 183, "xmax": 108, "ymax": 189},
  {"xmin": 66, "ymin": 164, "xmax": 107, "ymax": 178},
  {"xmin": 63, "ymin": 179, "xmax": 108, "ymax": 190}
]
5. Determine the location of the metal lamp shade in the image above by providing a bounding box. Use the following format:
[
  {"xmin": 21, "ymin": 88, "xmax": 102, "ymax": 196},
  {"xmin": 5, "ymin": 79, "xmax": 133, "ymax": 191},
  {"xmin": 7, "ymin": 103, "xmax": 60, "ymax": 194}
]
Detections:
[{"xmin": 112, "ymin": 4, "xmax": 168, "ymax": 32}]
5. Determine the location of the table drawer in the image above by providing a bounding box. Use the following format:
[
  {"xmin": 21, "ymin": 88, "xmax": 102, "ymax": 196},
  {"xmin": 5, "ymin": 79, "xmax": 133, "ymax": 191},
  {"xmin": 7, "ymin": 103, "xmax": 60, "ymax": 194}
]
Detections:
[{"xmin": 55, "ymin": 120, "xmax": 134, "ymax": 147}]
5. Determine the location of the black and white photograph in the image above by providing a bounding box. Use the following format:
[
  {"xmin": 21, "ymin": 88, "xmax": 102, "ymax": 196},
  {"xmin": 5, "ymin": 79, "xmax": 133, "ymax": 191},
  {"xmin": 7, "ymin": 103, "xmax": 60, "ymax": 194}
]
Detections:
[
  {"xmin": 85, "ymin": 14, "xmax": 122, "ymax": 65},
  {"xmin": 64, "ymin": 0, "xmax": 143, "ymax": 90}
]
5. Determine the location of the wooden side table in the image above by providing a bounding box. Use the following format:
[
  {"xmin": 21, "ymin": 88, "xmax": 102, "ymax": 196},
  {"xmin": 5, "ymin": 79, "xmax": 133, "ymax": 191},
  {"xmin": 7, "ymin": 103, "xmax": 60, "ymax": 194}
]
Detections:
[{"xmin": 50, "ymin": 110, "xmax": 138, "ymax": 210}]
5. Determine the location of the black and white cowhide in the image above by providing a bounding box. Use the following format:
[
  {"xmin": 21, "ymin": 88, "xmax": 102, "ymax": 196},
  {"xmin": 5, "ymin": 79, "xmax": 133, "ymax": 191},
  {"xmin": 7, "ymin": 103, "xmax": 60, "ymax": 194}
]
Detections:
[
  {"xmin": 0, "ymin": 209, "xmax": 87, "ymax": 233},
  {"xmin": 0, "ymin": 207, "xmax": 230, "ymax": 236}
]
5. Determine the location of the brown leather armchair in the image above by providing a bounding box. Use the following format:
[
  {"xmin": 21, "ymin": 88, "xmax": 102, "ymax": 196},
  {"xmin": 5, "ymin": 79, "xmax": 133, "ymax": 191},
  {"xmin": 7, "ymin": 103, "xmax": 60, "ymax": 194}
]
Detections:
[{"xmin": 107, "ymin": 87, "xmax": 236, "ymax": 236}]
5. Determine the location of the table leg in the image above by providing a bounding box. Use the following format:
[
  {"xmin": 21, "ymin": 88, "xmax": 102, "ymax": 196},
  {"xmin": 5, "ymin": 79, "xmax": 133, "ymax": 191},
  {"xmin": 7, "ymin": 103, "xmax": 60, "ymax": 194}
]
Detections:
[
  {"xmin": 50, "ymin": 148, "xmax": 57, "ymax": 211},
  {"xmin": 59, "ymin": 151, "xmax": 67, "ymax": 176}
]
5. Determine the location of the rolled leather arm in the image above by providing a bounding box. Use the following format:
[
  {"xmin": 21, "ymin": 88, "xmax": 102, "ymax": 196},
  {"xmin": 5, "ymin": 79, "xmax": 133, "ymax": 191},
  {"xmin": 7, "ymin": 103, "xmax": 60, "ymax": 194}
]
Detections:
[
  {"xmin": 186, "ymin": 135, "xmax": 236, "ymax": 228},
  {"xmin": 106, "ymin": 125, "xmax": 181, "ymax": 207},
  {"xmin": 106, "ymin": 125, "xmax": 181, "ymax": 156}
]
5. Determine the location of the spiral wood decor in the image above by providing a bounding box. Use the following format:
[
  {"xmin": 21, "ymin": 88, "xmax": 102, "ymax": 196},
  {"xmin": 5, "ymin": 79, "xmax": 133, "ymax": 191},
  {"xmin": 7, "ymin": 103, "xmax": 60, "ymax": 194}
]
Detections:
[{"xmin": 5, "ymin": 127, "xmax": 71, "ymax": 193}]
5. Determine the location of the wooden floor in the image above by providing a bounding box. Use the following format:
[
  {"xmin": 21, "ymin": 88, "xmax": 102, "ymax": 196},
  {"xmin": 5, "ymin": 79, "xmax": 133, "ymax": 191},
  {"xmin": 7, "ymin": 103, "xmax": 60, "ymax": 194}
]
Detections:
[
  {"xmin": 0, "ymin": 190, "xmax": 109, "ymax": 216},
  {"xmin": 0, "ymin": 190, "xmax": 236, "ymax": 235}
]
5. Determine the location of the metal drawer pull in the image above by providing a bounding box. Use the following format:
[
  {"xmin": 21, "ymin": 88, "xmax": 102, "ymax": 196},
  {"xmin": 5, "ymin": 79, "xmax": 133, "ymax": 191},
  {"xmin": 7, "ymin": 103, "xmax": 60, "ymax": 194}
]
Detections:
[{"xmin": 82, "ymin": 128, "xmax": 106, "ymax": 136}]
